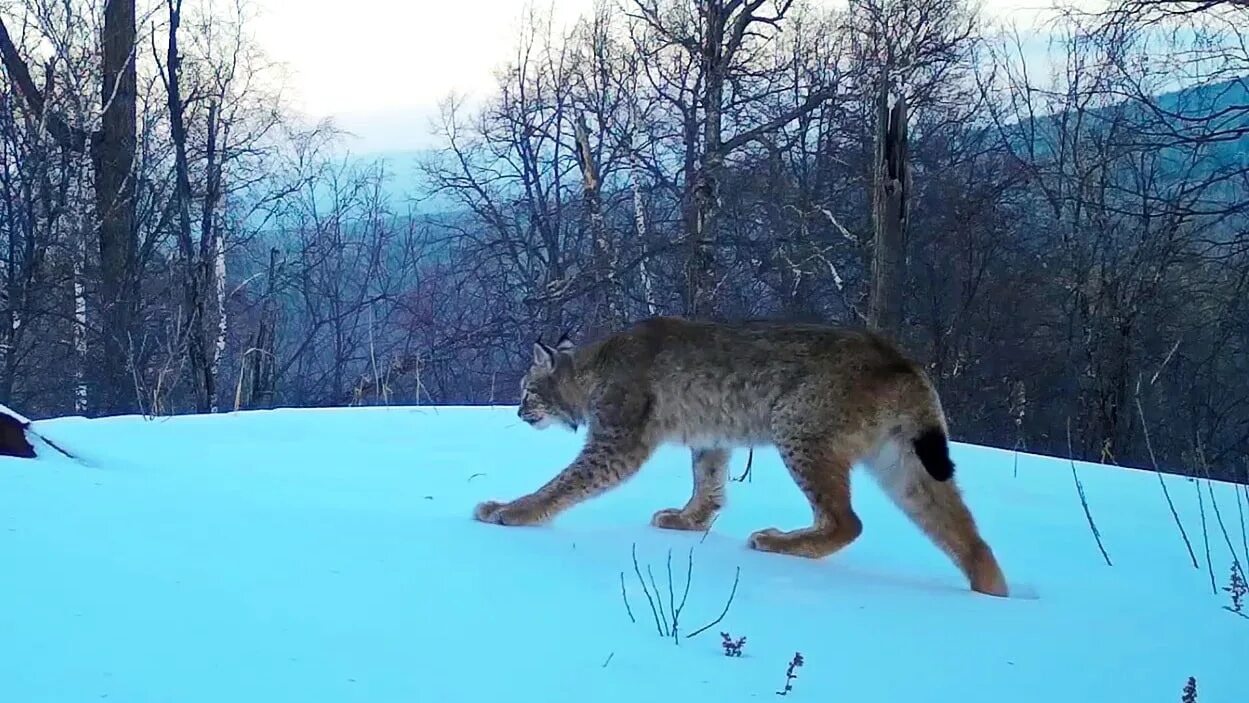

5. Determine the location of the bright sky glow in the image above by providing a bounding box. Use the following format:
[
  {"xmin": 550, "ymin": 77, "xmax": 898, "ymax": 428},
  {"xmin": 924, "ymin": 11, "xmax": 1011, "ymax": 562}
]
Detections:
[{"xmin": 249, "ymin": 0, "xmax": 1091, "ymax": 153}]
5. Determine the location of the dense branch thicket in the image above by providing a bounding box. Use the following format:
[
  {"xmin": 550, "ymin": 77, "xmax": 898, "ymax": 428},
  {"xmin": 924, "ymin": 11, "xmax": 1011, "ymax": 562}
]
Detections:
[{"xmin": 0, "ymin": 0, "xmax": 1245, "ymax": 480}]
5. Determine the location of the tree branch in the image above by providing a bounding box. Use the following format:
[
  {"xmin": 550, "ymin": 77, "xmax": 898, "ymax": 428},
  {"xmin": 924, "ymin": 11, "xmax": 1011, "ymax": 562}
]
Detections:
[
  {"xmin": 721, "ymin": 87, "xmax": 833, "ymax": 153},
  {"xmin": 0, "ymin": 18, "xmax": 89, "ymax": 151}
]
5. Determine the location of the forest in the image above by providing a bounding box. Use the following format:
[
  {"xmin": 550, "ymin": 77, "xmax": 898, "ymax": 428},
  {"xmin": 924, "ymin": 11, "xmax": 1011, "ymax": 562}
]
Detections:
[{"xmin": 1, "ymin": 0, "xmax": 1246, "ymax": 480}]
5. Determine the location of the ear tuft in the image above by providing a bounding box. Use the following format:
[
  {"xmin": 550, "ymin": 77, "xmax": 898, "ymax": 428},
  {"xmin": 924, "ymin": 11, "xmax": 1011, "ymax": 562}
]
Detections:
[
  {"xmin": 532, "ymin": 340, "xmax": 556, "ymax": 368},
  {"xmin": 554, "ymin": 330, "xmax": 574, "ymax": 353}
]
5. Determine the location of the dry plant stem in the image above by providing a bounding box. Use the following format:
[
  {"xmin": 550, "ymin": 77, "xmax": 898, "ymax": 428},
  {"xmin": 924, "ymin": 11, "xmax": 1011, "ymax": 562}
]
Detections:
[
  {"xmin": 687, "ymin": 566, "xmax": 741, "ymax": 639},
  {"xmin": 670, "ymin": 548, "xmax": 694, "ymax": 642},
  {"xmin": 647, "ymin": 565, "xmax": 669, "ymax": 630},
  {"xmin": 776, "ymin": 652, "xmax": 805, "ymax": 696},
  {"xmin": 624, "ymin": 545, "xmax": 723, "ymax": 643},
  {"xmin": 1135, "ymin": 379, "xmax": 1199, "ymax": 568},
  {"xmin": 1195, "ymin": 477, "xmax": 1216, "ymax": 594},
  {"xmin": 734, "ymin": 447, "xmax": 754, "ymax": 482},
  {"xmin": 1068, "ymin": 420, "xmax": 1113, "ymax": 566},
  {"xmin": 1198, "ymin": 445, "xmax": 1246, "ymax": 580},
  {"xmin": 632, "ymin": 543, "xmax": 666, "ymax": 636},
  {"xmin": 1241, "ymin": 459, "xmax": 1249, "ymax": 566},
  {"xmin": 1181, "ymin": 676, "xmax": 1197, "ymax": 703},
  {"xmin": 619, "ymin": 571, "xmax": 636, "ymax": 624},
  {"xmin": 24, "ymin": 426, "xmax": 77, "ymax": 461},
  {"xmin": 665, "ymin": 551, "xmax": 675, "ymax": 635},
  {"xmin": 1237, "ymin": 476, "xmax": 1248, "ymax": 568},
  {"xmin": 699, "ymin": 514, "xmax": 719, "ymax": 544}
]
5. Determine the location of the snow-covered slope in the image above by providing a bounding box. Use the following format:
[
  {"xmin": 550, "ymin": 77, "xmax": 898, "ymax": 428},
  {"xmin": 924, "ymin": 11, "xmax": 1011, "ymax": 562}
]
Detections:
[{"xmin": 1, "ymin": 407, "xmax": 1245, "ymax": 702}]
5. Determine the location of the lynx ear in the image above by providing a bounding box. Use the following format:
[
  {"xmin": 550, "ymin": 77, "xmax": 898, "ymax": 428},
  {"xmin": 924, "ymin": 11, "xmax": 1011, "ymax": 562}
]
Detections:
[
  {"xmin": 532, "ymin": 339, "xmax": 556, "ymax": 369},
  {"xmin": 554, "ymin": 331, "xmax": 574, "ymax": 354}
]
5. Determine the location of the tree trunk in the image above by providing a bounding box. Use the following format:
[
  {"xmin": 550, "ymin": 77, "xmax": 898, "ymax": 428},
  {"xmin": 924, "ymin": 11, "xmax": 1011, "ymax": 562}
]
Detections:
[
  {"xmin": 92, "ymin": 0, "xmax": 138, "ymax": 414},
  {"xmin": 72, "ymin": 186, "xmax": 89, "ymax": 413},
  {"xmin": 165, "ymin": 0, "xmax": 210, "ymax": 413},
  {"xmin": 685, "ymin": 4, "xmax": 729, "ymax": 320},
  {"xmin": 238, "ymin": 248, "xmax": 279, "ymax": 410},
  {"xmin": 868, "ymin": 80, "xmax": 908, "ymax": 336},
  {"xmin": 199, "ymin": 101, "xmax": 223, "ymax": 412},
  {"xmin": 211, "ymin": 207, "xmax": 226, "ymax": 413},
  {"xmin": 573, "ymin": 113, "xmax": 621, "ymax": 326},
  {"xmin": 627, "ymin": 117, "xmax": 657, "ymax": 317}
]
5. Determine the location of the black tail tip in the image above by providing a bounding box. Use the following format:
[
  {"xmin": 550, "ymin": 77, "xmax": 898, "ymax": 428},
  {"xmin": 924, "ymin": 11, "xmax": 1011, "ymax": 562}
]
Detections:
[{"xmin": 913, "ymin": 427, "xmax": 955, "ymax": 481}]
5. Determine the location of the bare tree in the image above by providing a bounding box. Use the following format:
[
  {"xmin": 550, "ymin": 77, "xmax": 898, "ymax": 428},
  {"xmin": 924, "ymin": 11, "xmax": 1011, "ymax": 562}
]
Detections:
[
  {"xmin": 628, "ymin": 0, "xmax": 833, "ymax": 317},
  {"xmin": 1, "ymin": 0, "xmax": 139, "ymax": 414},
  {"xmin": 867, "ymin": 89, "xmax": 907, "ymax": 333}
]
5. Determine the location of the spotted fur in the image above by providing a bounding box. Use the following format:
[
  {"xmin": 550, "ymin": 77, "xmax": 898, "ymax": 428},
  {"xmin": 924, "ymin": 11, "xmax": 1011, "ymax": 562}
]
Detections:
[{"xmin": 474, "ymin": 316, "xmax": 1008, "ymax": 597}]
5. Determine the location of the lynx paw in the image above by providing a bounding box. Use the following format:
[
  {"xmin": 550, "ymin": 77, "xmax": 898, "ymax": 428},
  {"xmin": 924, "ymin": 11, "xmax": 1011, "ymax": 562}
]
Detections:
[
  {"xmin": 651, "ymin": 508, "xmax": 707, "ymax": 531},
  {"xmin": 746, "ymin": 527, "xmax": 785, "ymax": 551},
  {"xmin": 473, "ymin": 500, "xmax": 539, "ymax": 526}
]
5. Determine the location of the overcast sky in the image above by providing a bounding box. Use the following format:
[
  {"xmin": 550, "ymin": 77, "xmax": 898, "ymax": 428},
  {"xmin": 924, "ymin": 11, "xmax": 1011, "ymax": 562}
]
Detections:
[{"xmin": 249, "ymin": 0, "xmax": 1067, "ymax": 154}]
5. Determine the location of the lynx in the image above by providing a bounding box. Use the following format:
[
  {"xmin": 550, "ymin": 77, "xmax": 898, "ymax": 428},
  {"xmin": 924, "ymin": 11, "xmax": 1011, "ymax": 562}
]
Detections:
[{"xmin": 473, "ymin": 316, "xmax": 1008, "ymax": 597}]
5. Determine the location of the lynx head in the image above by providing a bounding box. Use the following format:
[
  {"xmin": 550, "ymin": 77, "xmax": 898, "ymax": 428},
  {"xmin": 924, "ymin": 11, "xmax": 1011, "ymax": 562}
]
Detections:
[{"xmin": 518, "ymin": 333, "xmax": 579, "ymax": 431}]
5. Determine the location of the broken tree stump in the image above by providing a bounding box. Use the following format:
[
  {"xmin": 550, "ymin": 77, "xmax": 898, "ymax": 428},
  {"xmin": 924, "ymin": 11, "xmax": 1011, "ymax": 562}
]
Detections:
[{"xmin": 0, "ymin": 404, "xmax": 36, "ymax": 458}]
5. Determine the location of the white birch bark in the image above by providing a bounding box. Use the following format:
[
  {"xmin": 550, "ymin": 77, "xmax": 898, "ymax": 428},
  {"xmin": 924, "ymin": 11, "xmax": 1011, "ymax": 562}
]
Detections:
[
  {"xmin": 210, "ymin": 211, "xmax": 226, "ymax": 413},
  {"xmin": 627, "ymin": 114, "xmax": 657, "ymax": 316}
]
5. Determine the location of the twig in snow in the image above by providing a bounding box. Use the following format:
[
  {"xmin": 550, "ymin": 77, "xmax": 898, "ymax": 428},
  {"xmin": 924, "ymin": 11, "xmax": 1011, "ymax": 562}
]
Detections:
[
  {"xmin": 1193, "ymin": 471, "xmax": 1216, "ymax": 595},
  {"xmin": 666, "ymin": 550, "xmax": 675, "ymax": 634},
  {"xmin": 1196, "ymin": 443, "xmax": 1245, "ymax": 596},
  {"xmin": 1135, "ymin": 377, "xmax": 1199, "ymax": 568},
  {"xmin": 631, "ymin": 543, "xmax": 666, "ymax": 636},
  {"xmin": 1067, "ymin": 420, "xmax": 1112, "ymax": 566},
  {"xmin": 700, "ymin": 514, "xmax": 719, "ymax": 544},
  {"xmin": 1237, "ymin": 460, "xmax": 1249, "ymax": 568},
  {"xmin": 687, "ymin": 566, "xmax": 741, "ymax": 638},
  {"xmin": 619, "ymin": 571, "xmax": 636, "ymax": 624},
  {"xmin": 733, "ymin": 448, "xmax": 754, "ymax": 482},
  {"xmin": 1238, "ymin": 465, "xmax": 1249, "ymax": 569},
  {"xmin": 28, "ymin": 428, "xmax": 79, "ymax": 461},
  {"xmin": 647, "ymin": 564, "xmax": 669, "ymax": 632},
  {"xmin": 670, "ymin": 547, "xmax": 694, "ymax": 642},
  {"xmin": 720, "ymin": 632, "xmax": 746, "ymax": 657},
  {"xmin": 1222, "ymin": 563, "xmax": 1247, "ymax": 617},
  {"xmin": 775, "ymin": 652, "xmax": 805, "ymax": 696},
  {"xmin": 1012, "ymin": 439, "xmax": 1022, "ymax": 479},
  {"xmin": 1009, "ymin": 382, "xmax": 1027, "ymax": 479},
  {"xmin": 601, "ymin": 652, "xmax": 615, "ymax": 668},
  {"xmin": 624, "ymin": 545, "xmax": 739, "ymax": 643},
  {"xmin": 1181, "ymin": 676, "xmax": 1198, "ymax": 703}
]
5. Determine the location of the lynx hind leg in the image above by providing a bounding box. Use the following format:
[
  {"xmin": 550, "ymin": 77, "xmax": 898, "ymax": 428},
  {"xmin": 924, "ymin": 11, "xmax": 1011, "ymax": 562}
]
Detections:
[
  {"xmin": 747, "ymin": 436, "xmax": 863, "ymax": 559},
  {"xmin": 652, "ymin": 448, "xmax": 729, "ymax": 531},
  {"xmin": 867, "ymin": 437, "xmax": 1009, "ymax": 597}
]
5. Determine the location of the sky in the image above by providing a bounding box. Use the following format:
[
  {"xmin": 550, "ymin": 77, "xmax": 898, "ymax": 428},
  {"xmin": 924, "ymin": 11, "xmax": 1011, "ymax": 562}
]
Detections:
[
  {"xmin": 249, "ymin": 0, "xmax": 1076, "ymax": 155},
  {"xmin": 252, "ymin": 0, "xmax": 597, "ymax": 153}
]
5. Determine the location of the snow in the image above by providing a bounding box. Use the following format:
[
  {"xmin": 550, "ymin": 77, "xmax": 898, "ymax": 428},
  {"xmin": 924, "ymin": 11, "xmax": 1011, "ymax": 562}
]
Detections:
[
  {"xmin": 0, "ymin": 402, "xmax": 32, "ymax": 425},
  {"xmin": 1, "ymin": 406, "xmax": 1246, "ymax": 702}
]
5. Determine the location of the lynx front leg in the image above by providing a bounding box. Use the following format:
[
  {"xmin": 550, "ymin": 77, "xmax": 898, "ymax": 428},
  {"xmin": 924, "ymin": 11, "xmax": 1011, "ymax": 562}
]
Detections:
[
  {"xmin": 474, "ymin": 431, "xmax": 654, "ymax": 526},
  {"xmin": 652, "ymin": 447, "xmax": 729, "ymax": 531}
]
